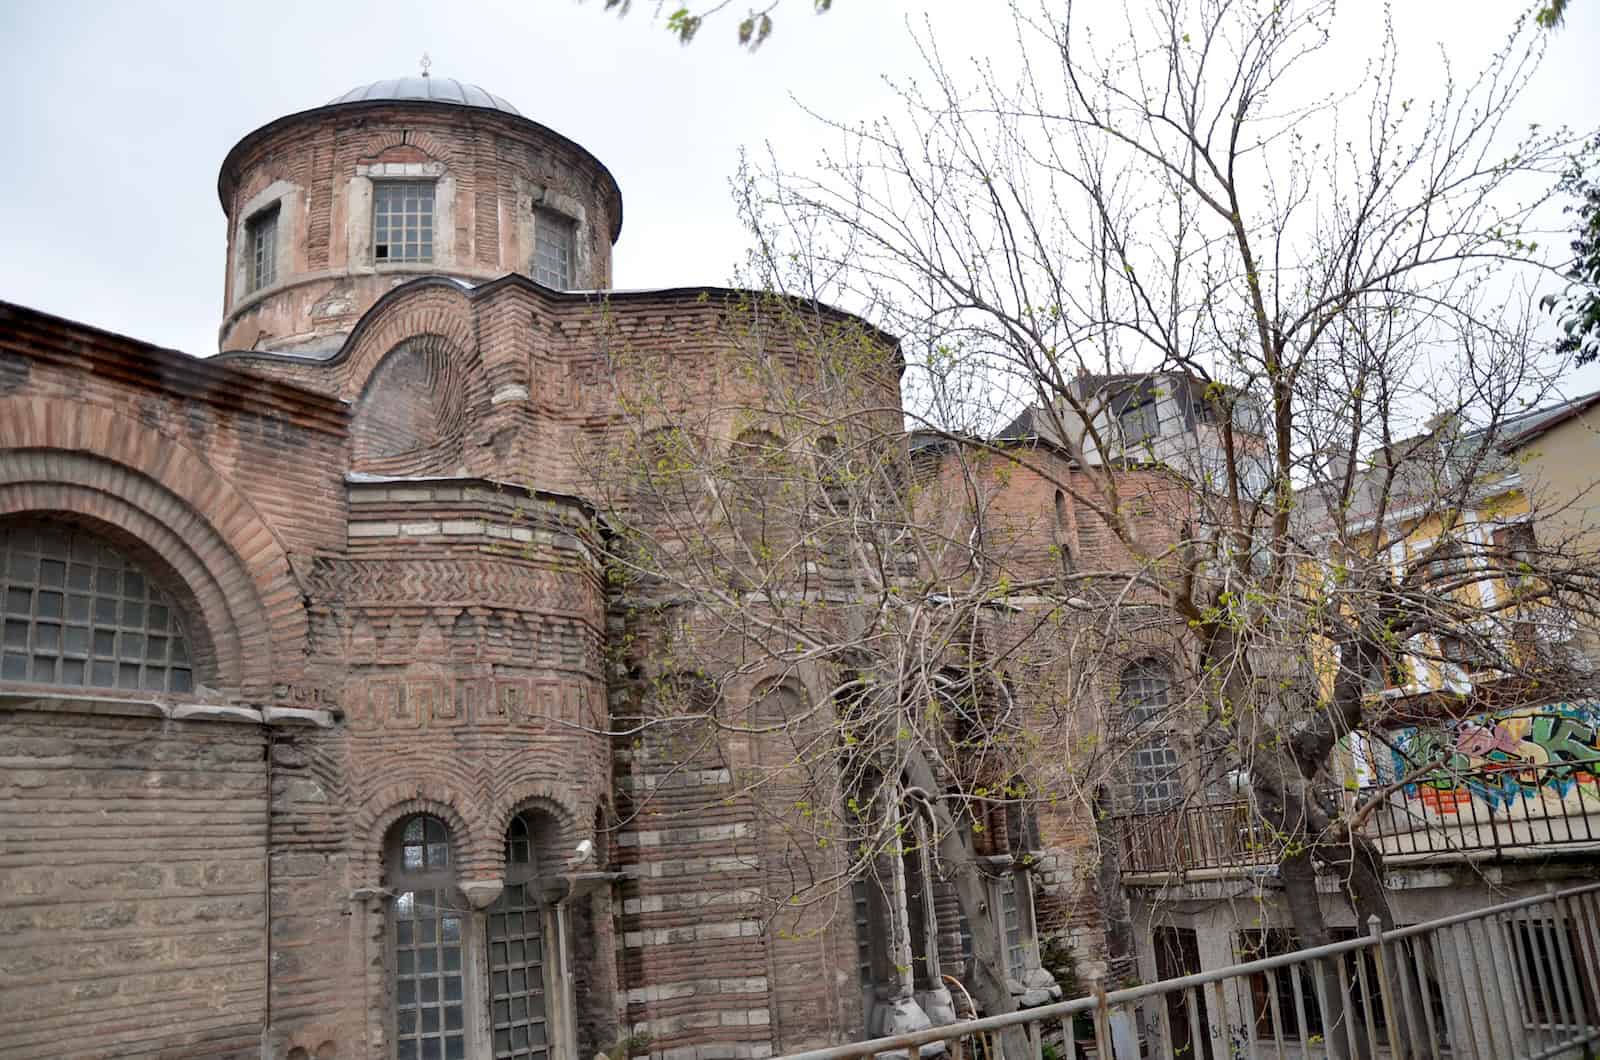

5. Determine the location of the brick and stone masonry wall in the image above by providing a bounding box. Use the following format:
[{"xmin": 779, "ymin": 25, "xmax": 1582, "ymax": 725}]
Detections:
[
  {"xmin": 614, "ymin": 725, "xmax": 776, "ymax": 1059},
  {"xmin": 4, "ymin": 267, "xmax": 906, "ymax": 1058},
  {"xmin": 0, "ymin": 708, "xmax": 269, "ymax": 1059},
  {"xmin": 923, "ymin": 442, "xmax": 1194, "ymax": 987}
]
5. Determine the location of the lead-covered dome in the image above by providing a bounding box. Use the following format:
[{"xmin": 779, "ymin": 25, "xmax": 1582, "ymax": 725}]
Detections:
[{"xmin": 327, "ymin": 76, "xmax": 521, "ymax": 115}]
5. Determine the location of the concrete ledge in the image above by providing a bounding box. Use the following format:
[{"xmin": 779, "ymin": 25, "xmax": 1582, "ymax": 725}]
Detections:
[
  {"xmin": 0, "ymin": 691, "xmax": 171, "ymax": 720},
  {"xmin": 1, "ymin": 691, "xmax": 338, "ymax": 730},
  {"xmin": 171, "ymin": 703, "xmax": 262, "ymax": 724},
  {"xmin": 262, "ymin": 705, "xmax": 336, "ymax": 728}
]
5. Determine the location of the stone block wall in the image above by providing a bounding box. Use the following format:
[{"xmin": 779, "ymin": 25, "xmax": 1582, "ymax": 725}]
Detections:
[{"xmin": 0, "ymin": 706, "xmax": 269, "ymax": 1059}]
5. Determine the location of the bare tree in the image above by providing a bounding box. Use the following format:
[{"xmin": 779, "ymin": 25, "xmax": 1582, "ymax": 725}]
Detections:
[
  {"xmin": 724, "ymin": 1, "xmax": 1600, "ymax": 1054},
  {"xmin": 572, "ymin": 287, "xmax": 1194, "ymax": 1054}
]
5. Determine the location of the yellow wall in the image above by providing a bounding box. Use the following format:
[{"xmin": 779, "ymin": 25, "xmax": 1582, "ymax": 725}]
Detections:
[{"xmin": 1510, "ymin": 406, "xmax": 1600, "ymax": 558}]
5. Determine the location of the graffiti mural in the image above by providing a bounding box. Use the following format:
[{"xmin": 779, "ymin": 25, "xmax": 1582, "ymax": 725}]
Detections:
[{"xmin": 1388, "ymin": 702, "xmax": 1600, "ymax": 813}]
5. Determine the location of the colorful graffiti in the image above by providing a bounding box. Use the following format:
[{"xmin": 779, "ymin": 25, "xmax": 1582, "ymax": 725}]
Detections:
[{"xmin": 1389, "ymin": 702, "xmax": 1600, "ymax": 812}]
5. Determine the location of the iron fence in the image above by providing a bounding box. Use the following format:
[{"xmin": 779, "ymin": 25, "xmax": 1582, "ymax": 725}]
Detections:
[
  {"xmin": 775, "ymin": 882, "xmax": 1600, "ymax": 1060},
  {"xmin": 1117, "ymin": 758, "xmax": 1600, "ymax": 876}
]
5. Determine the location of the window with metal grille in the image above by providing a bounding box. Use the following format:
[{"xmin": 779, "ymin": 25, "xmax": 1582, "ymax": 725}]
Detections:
[
  {"xmin": 1120, "ymin": 660, "xmax": 1171, "ymax": 727},
  {"xmin": 1131, "ymin": 740, "xmax": 1182, "ymax": 810},
  {"xmin": 1, "ymin": 524, "xmax": 195, "ymax": 693},
  {"xmin": 1512, "ymin": 917, "xmax": 1600, "ymax": 1030},
  {"xmin": 533, "ymin": 210, "xmax": 574, "ymax": 288},
  {"xmin": 387, "ymin": 815, "xmax": 466, "ymax": 1060},
  {"xmin": 488, "ymin": 814, "xmax": 551, "ymax": 1060},
  {"xmin": 998, "ymin": 872, "xmax": 1029, "ymax": 977},
  {"xmin": 375, "ymin": 182, "xmax": 435, "ymax": 263},
  {"xmin": 247, "ymin": 205, "xmax": 278, "ymax": 293}
]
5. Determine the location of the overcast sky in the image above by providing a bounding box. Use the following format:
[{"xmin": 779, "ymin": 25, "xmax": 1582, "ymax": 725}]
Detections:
[{"xmin": 2, "ymin": 0, "xmax": 1597, "ymax": 384}]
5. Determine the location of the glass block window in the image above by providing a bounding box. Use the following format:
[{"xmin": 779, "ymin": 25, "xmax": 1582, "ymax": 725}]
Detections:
[
  {"xmin": 532, "ymin": 210, "xmax": 574, "ymax": 289},
  {"xmin": 1119, "ymin": 659, "xmax": 1170, "ymax": 729},
  {"xmin": 489, "ymin": 813, "xmax": 550, "ymax": 1060},
  {"xmin": 1131, "ymin": 738, "xmax": 1182, "ymax": 811},
  {"xmin": 387, "ymin": 815, "xmax": 466, "ymax": 1060},
  {"xmin": 375, "ymin": 182, "xmax": 435, "ymax": 263},
  {"xmin": 1, "ymin": 524, "xmax": 195, "ymax": 693},
  {"xmin": 1120, "ymin": 660, "xmax": 1180, "ymax": 811},
  {"xmin": 247, "ymin": 205, "xmax": 278, "ymax": 293}
]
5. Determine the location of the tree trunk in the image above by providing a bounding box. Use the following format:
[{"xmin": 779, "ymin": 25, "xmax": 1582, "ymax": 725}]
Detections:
[
  {"xmin": 1252, "ymin": 751, "xmax": 1422, "ymax": 1058},
  {"xmin": 1217, "ymin": 626, "xmax": 1415, "ymax": 1058},
  {"xmin": 902, "ymin": 752, "xmax": 1034, "ymax": 1060},
  {"xmin": 1093, "ymin": 785, "xmax": 1138, "ymax": 986}
]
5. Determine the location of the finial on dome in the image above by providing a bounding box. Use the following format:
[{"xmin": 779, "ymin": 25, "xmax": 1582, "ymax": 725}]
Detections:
[{"xmin": 419, "ymin": 52, "xmax": 432, "ymax": 78}]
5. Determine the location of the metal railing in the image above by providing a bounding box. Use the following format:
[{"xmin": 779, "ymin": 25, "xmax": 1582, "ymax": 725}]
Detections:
[
  {"xmin": 776, "ymin": 882, "xmax": 1600, "ymax": 1060},
  {"xmin": 1118, "ymin": 759, "xmax": 1600, "ymax": 876}
]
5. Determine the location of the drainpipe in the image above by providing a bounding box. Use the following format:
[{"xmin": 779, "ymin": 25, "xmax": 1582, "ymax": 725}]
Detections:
[
  {"xmin": 558, "ymin": 871, "xmax": 625, "ymax": 1059},
  {"xmin": 555, "ymin": 892, "xmax": 577, "ymax": 1058},
  {"xmin": 261, "ymin": 726, "xmax": 275, "ymax": 1059}
]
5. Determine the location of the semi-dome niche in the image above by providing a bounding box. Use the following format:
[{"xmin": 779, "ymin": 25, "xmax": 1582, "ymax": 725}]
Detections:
[{"xmin": 350, "ymin": 335, "xmax": 471, "ymax": 477}]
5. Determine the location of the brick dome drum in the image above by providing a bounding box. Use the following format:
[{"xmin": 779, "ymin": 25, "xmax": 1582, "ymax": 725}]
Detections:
[{"xmin": 216, "ymin": 76, "xmax": 623, "ymax": 355}]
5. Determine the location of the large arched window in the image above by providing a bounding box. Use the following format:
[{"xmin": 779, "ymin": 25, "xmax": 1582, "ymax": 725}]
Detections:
[
  {"xmin": 488, "ymin": 813, "xmax": 552, "ymax": 1060},
  {"xmin": 1119, "ymin": 660, "xmax": 1181, "ymax": 811},
  {"xmin": 385, "ymin": 815, "xmax": 467, "ymax": 1060},
  {"xmin": 1, "ymin": 524, "xmax": 195, "ymax": 693}
]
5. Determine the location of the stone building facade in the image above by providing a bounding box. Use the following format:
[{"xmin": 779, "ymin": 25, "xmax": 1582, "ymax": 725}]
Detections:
[{"xmin": 0, "ymin": 77, "xmax": 1147, "ymax": 1060}]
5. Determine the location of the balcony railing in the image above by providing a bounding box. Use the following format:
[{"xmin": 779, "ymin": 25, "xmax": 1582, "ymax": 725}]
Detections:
[
  {"xmin": 776, "ymin": 882, "xmax": 1600, "ymax": 1060},
  {"xmin": 1117, "ymin": 758, "xmax": 1600, "ymax": 877}
]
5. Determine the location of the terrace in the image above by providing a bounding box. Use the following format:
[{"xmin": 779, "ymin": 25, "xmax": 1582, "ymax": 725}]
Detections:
[{"xmin": 1116, "ymin": 758, "xmax": 1600, "ymax": 880}]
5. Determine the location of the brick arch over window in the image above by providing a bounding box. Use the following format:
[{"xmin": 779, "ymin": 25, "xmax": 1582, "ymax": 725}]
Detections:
[
  {"xmin": 350, "ymin": 334, "xmax": 473, "ymax": 477},
  {"xmin": 353, "ymin": 782, "xmax": 484, "ymax": 891},
  {"xmin": 355, "ymin": 128, "xmax": 464, "ymax": 172},
  {"xmin": 490, "ymin": 789, "xmax": 582, "ymax": 873},
  {"xmin": 0, "ymin": 401, "xmax": 302, "ymax": 696},
  {"xmin": 332, "ymin": 283, "xmax": 477, "ymax": 403},
  {"xmin": 499, "ymin": 796, "xmax": 576, "ymax": 875}
]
